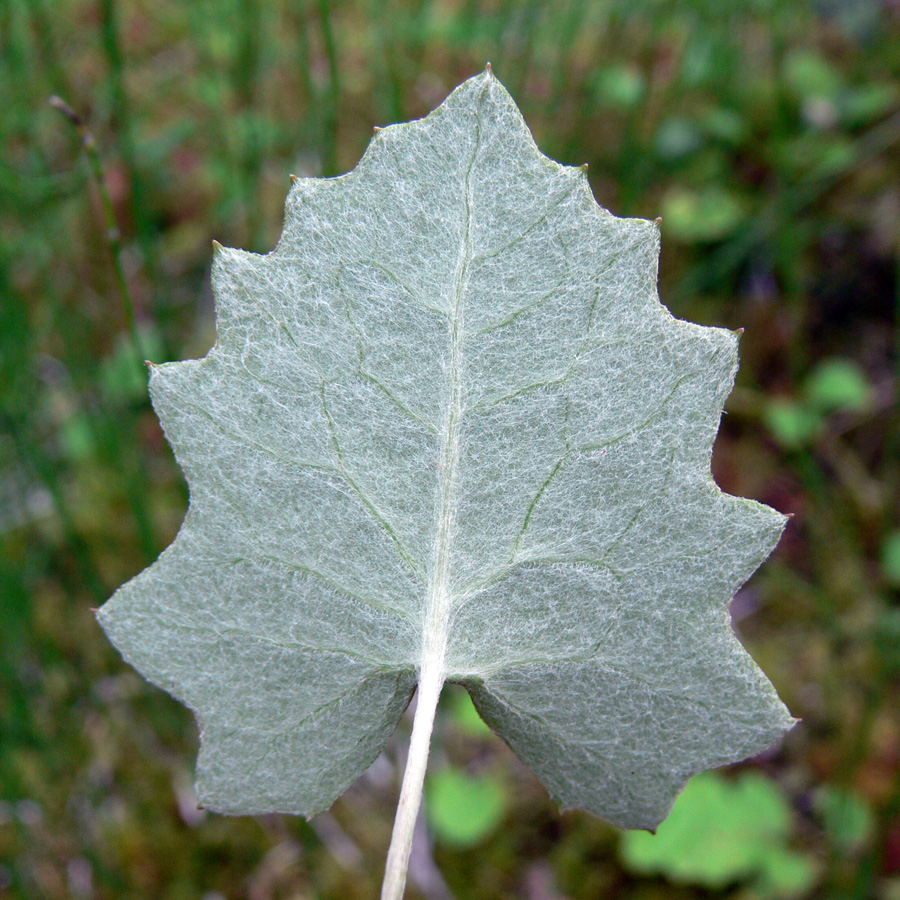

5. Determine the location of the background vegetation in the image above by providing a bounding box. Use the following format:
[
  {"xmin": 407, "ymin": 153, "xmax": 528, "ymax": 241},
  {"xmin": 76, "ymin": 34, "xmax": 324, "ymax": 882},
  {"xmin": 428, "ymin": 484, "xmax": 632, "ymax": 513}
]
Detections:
[{"xmin": 1, "ymin": 0, "xmax": 899, "ymax": 897}]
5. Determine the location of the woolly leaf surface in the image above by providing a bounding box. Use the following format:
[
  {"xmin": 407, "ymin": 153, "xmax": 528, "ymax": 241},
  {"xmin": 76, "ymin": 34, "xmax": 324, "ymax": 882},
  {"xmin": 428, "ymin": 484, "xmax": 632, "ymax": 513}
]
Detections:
[{"xmin": 98, "ymin": 70, "xmax": 794, "ymax": 830}]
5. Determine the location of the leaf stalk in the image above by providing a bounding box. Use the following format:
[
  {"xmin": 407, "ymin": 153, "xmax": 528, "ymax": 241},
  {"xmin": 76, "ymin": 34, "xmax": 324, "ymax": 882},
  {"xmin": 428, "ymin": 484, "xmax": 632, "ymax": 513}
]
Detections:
[{"xmin": 380, "ymin": 652, "xmax": 444, "ymax": 900}]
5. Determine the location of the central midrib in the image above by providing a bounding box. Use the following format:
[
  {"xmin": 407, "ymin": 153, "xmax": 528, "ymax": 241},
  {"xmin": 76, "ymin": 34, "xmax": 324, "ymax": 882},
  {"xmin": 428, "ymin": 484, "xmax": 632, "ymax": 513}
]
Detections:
[{"xmin": 421, "ymin": 101, "xmax": 482, "ymax": 679}]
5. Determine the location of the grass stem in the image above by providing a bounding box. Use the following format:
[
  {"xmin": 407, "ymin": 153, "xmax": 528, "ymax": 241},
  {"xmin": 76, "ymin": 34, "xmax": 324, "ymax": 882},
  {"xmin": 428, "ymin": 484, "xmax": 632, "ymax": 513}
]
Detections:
[
  {"xmin": 98, "ymin": 0, "xmax": 160, "ymax": 286},
  {"xmin": 49, "ymin": 96, "xmax": 159, "ymax": 564},
  {"xmin": 49, "ymin": 96, "xmax": 145, "ymax": 372},
  {"xmin": 316, "ymin": 0, "xmax": 340, "ymax": 176}
]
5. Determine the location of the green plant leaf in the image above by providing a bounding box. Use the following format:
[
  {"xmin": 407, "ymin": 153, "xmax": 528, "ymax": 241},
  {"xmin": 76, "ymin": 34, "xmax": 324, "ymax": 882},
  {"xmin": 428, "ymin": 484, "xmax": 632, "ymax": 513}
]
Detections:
[
  {"xmin": 763, "ymin": 398, "xmax": 821, "ymax": 449},
  {"xmin": 816, "ymin": 786, "xmax": 874, "ymax": 852},
  {"xmin": 446, "ymin": 684, "xmax": 491, "ymax": 737},
  {"xmin": 660, "ymin": 185, "xmax": 747, "ymax": 243},
  {"xmin": 591, "ymin": 64, "xmax": 645, "ymax": 109},
  {"xmin": 756, "ymin": 846, "xmax": 817, "ymax": 899},
  {"xmin": 97, "ymin": 69, "xmax": 793, "ymax": 832},
  {"xmin": 426, "ymin": 767, "xmax": 507, "ymax": 847},
  {"xmin": 784, "ymin": 50, "xmax": 844, "ymax": 101},
  {"xmin": 803, "ymin": 358, "xmax": 872, "ymax": 414},
  {"xmin": 882, "ymin": 532, "xmax": 900, "ymax": 588},
  {"xmin": 620, "ymin": 772, "xmax": 815, "ymax": 898}
]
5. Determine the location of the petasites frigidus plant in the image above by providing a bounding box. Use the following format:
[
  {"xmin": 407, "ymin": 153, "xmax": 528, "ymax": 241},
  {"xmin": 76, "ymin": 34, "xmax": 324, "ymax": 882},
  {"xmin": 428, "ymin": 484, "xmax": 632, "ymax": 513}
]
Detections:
[{"xmin": 98, "ymin": 66, "xmax": 795, "ymax": 899}]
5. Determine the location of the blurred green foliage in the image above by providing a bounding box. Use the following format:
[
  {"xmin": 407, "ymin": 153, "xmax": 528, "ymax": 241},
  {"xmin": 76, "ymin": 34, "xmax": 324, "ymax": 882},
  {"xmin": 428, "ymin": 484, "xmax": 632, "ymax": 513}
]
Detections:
[
  {"xmin": 620, "ymin": 772, "xmax": 816, "ymax": 898},
  {"xmin": 763, "ymin": 356, "xmax": 876, "ymax": 448},
  {"xmin": 815, "ymin": 784, "xmax": 875, "ymax": 854},
  {"xmin": 426, "ymin": 768, "xmax": 508, "ymax": 849},
  {"xmin": 1, "ymin": 1, "xmax": 899, "ymax": 898},
  {"xmin": 426, "ymin": 691, "xmax": 508, "ymax": 850}
]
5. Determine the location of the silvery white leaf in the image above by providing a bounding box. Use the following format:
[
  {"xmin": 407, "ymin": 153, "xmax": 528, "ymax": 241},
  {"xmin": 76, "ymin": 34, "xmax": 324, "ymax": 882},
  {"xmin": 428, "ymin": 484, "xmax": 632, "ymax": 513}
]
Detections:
[{"xmin": 98, "ymin": 69, "xmax": 794, "ymax": 831}]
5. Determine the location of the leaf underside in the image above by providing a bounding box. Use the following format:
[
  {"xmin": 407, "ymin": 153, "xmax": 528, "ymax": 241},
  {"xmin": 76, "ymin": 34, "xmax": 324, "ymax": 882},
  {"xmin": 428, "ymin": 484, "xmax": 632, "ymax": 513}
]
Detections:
[{"xmin": 98, "ymin": 69, "xmax": 794, "ymax": 832}]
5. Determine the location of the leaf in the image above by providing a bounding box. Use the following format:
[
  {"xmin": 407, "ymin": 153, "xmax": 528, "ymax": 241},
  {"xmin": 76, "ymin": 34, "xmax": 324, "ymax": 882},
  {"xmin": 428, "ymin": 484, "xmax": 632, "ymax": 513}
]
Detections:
[
  {"xmin": 882, "ymin": 532, "xmax": 900, "ymax": 588},
  {"xmin": 784, "ymin": 50, "xmax": 844, "ymax": 102},
  {"xmin": 446, "ymin": 684, "xmax": 491, "ymax": 737},
  {"xmin": 803, "ymin": 358, "xmax": 872, "ymax": 414},
  {"xmin": 426, "ymin": 766, "xmax": 508, "ymax": 847},
  {"xmin": 763, "ymin": 398, "xmax": 821, "ymax": 449},
  {"xmin": 620, "ymin": 771, "xmax": 816, "ymax": 898},
  {"xmin": 97, "ymin": 68, "xmax": 794, "ymax": 835},
  {"xmin": 815, "ymin": 786, "xmax": 874, "ymax": 853},
  {"xmin": 660, "ymin": 185, "xmax": 747, "ymax": 243}
]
